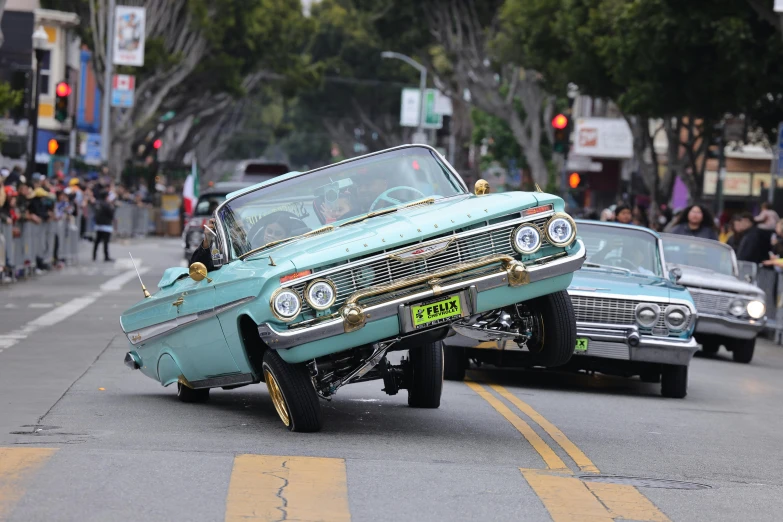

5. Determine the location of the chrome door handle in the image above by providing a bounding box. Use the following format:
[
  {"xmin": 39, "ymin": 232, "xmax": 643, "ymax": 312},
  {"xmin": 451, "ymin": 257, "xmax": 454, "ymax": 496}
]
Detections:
[{"xmin": 172, "ymin": 297, "xmax": 184, "ymax": 307}]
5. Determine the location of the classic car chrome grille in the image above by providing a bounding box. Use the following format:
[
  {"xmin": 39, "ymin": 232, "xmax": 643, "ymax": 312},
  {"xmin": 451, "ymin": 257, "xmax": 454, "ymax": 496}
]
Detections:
[
  {"xmin": 291, "ymin": 215, "xmax": 551, "ymax": 315},
  {"xmin": 688, "ymin": 288, "xmax": 735, "ymax": 315},
  {"xmin": 569, "ymin": 295, "xmax": 672, "ymax": 331}
]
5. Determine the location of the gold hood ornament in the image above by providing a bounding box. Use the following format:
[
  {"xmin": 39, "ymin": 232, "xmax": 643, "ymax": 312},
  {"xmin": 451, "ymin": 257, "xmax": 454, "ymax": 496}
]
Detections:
[{"xmin": 474, "ymin": 179, "xmax": 490, "ymax": 196}]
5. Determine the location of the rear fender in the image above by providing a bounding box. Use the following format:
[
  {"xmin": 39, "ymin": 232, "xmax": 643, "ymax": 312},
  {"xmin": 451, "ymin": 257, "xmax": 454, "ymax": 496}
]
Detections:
[{"xmin": 157, "ymin": 353, "xmax": 184, "ymax": 387}]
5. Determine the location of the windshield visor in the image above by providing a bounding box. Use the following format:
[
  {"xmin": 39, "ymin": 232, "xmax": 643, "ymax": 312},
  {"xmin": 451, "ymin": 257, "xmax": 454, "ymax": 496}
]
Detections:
[{"xmin": 217, "ymin": 147, "xmax": 465, "ymax": 259}]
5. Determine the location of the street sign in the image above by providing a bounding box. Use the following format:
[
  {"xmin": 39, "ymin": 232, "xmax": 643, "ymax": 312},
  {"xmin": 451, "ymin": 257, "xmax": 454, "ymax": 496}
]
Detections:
[
  {"xmin": 422, "ymin": 89, "xmax": 443, "ymax": 129},
  {"xmin": 111, "ymin": 74, "xmax": 135, "ymax": 108},
  {"xmin": 399, "ymin": 88, "xmax": 445, "ymax": 129}
]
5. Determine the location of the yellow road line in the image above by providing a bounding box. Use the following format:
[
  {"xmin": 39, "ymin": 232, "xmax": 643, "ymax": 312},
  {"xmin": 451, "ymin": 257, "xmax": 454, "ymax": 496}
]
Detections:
[
  {"xmin": 584, "ymin": 481, "xmax": 671, "ymax": 522},
  {"xmin": 464, "ymin": 381, "xmax": 569, "ymax": 471},
  {"xmin": 225, "ymin": 454, "xmax": 350, "ymax": 522},
  {"xmin": 491, "ymin": 384, "xmax": 600, "ymax": 474},
  {"xmin": 0, "ymin": 447, "xmax": 57, "ymax": 520},
  {"xmin": 521, "ymin": 469, "xmax": 614, "ymax": 522}
]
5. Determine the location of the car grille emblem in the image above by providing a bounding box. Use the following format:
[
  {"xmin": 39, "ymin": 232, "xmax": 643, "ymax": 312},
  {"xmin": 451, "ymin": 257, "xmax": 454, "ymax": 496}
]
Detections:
[{"xmin": 389, "ymin": 239, "xmax": 453, "ymax": 263}]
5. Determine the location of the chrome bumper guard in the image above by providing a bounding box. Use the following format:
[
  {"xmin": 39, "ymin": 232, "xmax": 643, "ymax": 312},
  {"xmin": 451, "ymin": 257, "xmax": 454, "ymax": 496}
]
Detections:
[
  {"xmin": 258, "ymin": 240, "xmax": 586, "ymax": 350},
  {"xmin": 575, "ymin": 322, "xmax": 698, "ymax": 366},
  {"xmin": 694, "ymin": 313, "xmax": 765, "ymax": 340}
]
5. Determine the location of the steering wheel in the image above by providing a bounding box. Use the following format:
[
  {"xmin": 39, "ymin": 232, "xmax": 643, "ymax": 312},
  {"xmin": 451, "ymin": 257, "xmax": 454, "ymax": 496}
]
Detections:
[
  {"xmin": 246, "ymin": 211, "xmax": 303, "ymax": 248},
  {"xmin": 369, "ymin": 186, "xmax": 426, "ymax": 212}
]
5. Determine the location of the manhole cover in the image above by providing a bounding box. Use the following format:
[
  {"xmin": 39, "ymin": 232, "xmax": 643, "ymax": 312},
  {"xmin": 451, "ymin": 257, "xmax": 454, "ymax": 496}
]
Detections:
[{"xmin": 579, "ymin": 475, "xmax": 712, "ymax": 490}]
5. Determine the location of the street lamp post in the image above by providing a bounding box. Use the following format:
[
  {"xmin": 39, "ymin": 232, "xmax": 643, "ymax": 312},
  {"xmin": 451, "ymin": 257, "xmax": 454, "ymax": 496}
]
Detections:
[
  {"xmin": 28, "ymin": 25, "xmax": 49, "ymax": 177},
  {"xmin": 381, "ymin": 51, "xmax": 427, "ymax": 143}
]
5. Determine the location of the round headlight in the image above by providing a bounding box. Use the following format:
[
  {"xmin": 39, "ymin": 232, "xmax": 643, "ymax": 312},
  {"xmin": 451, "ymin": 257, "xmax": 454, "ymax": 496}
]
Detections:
[
  {"xmin": 271, "ymin": 288, "xmax": 301, "ymax": 321},
  {"xmin": 729, "ymin": 299, "xmax": 746, "ymax": 317},
  {"xmin": 747, "ymin": 300, "xmax": 766, "ymax": 319},
  {"xmin": 545, "ymin": 213, "xmax": 576, "ymax": 247},
  {"xmin": 512, "ymin": 225, "xmax": 542, "ymax": 254},
  {"xmin": 635, "ymin": 303, "xmax": 660, "ymax": 328},
  {"xmin": 306, "ymin": 279, "xmax": 336, "ymax": 310},
  {"xmin": 664, "ymin": 305, "xmax": 690, "ymax": 331}
]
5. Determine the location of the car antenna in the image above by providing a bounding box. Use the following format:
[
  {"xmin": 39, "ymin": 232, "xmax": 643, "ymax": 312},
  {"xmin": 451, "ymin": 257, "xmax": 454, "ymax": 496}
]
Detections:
[
  {"xmin": 129, "ymin": 252, "xmax": 151, "ymax": 298},
  {"xmin": 534, "ymin": 183, "xmax": 543, "ymax": 193}
]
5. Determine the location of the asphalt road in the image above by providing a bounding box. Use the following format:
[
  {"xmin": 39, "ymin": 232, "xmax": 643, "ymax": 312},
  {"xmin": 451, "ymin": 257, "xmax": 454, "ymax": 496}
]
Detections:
[{"xmin": 1, "ymin": 236, "xmax": 783, "ymax": 521}]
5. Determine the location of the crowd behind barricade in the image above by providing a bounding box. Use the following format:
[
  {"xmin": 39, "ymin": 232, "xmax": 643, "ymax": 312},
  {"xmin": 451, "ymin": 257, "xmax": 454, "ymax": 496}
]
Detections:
[{"xmin": 0, "ymin": 165, "xmax": 152, "ymax": 284}]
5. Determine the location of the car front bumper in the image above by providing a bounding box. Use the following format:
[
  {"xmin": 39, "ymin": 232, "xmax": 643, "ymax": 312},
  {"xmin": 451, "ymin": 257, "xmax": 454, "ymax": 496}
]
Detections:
[
  {"xmin": 258, "ymin": 240, "xmax": 587, "ymax": 364},
  {"xmin": 573, "ymin": 322, "xmax": 698, "ymax": 366},
  {"xmin": 694, "ymin": 313, "xmax": 765, "ymax": 340}
]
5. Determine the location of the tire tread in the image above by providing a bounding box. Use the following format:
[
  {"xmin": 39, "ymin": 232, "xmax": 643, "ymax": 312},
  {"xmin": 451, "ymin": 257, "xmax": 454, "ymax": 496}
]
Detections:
[{"xmin": 263, "ymin": 351, "xmax": 322, "ymax": 432}]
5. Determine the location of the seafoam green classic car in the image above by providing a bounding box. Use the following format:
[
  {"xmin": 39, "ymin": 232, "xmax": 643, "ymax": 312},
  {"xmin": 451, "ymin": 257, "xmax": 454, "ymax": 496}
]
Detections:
[{"xmin": 120, "ymin": 145, "xmax": 586, "ymax": 431}]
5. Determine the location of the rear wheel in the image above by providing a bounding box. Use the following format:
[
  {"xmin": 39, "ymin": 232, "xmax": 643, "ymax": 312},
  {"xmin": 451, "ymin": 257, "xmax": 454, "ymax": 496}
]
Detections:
[
  {"xmin": 523, "ymin": 290, "xmax": 576, "ymax": 367},
  {"xmin": 700, "ymin": 338, "xmax": 720, "ymax": 354},
  {"xmin": 443, "ymin": 345, "xmax": 467, "ymax": 381},
  {"xmin": 408, "ymin": 341, "xmax": 444, "ymax": 408},
  {"xmin": 661, "ymin": 365, "xmax": 688, "ymax": 398},
  {"xmin": 640, "ymin": 369, "xmax": 661, "ymax": 383},
  {"xmin": 262, "ymin": 350, "xmax": 322, "ymax": 432},
  {"xmin": 730, "ymin": 338, "xmax": 755, "ymax": 364},
  {"xmin": 177, "ymin": 383, "xmax": 210, "ymax": 403}
]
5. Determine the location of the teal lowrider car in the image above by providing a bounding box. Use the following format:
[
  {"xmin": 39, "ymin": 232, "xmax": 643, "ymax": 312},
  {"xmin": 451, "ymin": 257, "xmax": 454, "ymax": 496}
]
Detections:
[
  {"xmin": 120, "ymin": 145, "xmax": 586, "ymax": 431},
  {"xmin": 445, "ymin": 221, "xmax": 698, "ymax": 398}
]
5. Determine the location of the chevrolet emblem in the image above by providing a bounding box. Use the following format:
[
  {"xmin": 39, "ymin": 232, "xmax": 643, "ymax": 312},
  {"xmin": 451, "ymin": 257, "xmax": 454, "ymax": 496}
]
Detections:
[{"xmin": 389, "ymin": 239, "xmax": 454, "ymax": 263}]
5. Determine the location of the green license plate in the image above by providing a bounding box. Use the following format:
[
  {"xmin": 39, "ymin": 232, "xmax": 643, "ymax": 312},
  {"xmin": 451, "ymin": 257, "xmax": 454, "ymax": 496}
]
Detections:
[
  {"xmin": 411, "ymin": 295, "xmax": 463, "ymax": 327},
  {"xmin": 575, "ymin": 338, "xmax": 589, "ymax": 353}
]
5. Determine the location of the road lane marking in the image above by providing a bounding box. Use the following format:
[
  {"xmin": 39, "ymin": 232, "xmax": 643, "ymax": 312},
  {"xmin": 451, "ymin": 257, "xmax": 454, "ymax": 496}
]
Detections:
[
  {"xmin": 0, "ymin": 268, "xmax": 148, "ymax": 354},
  {"xmin": 465, "ymin": 381, "xmax": 569, "ymax": 471},
  {"xmin": 583, "ymin": 481, "xmax": 671, "ymax": 522},
  {"xmin": 0, "ymin": 447, "xmax": 57, "ymax": 519},
  {"xmin": 27, "ymin": 304, "xmax": 54, "ymax": 309},
  {"xmin": 490, "ymin": 384, "xmax": 599, "ymax": 474},
  {"xmin": 225, "ymin": 455, "xmax": 350, "ymax": 522},
  {"xmin": 521, "ymin": 469, "xmax": 614, "ymax": 522}
]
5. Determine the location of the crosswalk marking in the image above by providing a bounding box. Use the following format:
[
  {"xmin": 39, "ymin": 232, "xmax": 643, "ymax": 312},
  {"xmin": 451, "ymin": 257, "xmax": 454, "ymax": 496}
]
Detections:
[
  {"xmin": 0, "ymin": 448, "xmax": 57, "ymax": 520},
  {"xmin": 225, "ymin": 455, "xmax": 351, "ymax": 522}
]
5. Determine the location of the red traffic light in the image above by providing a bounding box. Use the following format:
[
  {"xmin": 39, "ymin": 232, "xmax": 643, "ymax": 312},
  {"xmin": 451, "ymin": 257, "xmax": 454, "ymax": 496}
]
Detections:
[
  {"xmin": 55, "ymin": 82, "xmax": 71, "ymax": 97},
  {"xmin": 152, "ymin": 139, "xmax": 162, "ymax": 150},
  {"xmin": 568, "ymin": 172, "xmax": 581, "ymax": 189},
  {"xmin": 552, "ymin": 113, "xmax": 568, "ymax": 130}
]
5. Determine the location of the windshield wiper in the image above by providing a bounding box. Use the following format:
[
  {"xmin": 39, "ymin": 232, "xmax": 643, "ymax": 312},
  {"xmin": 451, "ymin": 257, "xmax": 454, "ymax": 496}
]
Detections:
[
  {"xmin": 583, "ymin": 262, "xmax": 632, "ymax": 275},
  {"xmin": 239, "ymin": 225, "xmax": 334, "ymax": 260},
  {"xmin": 338, "ymin": 198, "xmax": 435, "ymax": 228}
]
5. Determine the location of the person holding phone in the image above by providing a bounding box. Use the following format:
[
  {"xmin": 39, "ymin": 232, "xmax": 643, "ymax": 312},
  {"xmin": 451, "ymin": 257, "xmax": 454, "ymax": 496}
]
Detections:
[{"xmin": 190, "ymin": 218, "xmax": 221, "ymax": 271}]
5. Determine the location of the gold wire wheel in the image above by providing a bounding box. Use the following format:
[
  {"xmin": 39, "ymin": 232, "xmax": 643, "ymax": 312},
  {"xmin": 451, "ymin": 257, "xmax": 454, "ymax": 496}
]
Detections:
[{"xmin": 264, "ymin": 369, "xmax": 291, "ymax": 427}]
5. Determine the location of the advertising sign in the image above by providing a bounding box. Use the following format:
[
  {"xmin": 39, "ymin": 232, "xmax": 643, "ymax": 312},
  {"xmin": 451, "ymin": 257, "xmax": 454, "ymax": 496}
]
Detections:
[
  {"xmin": 113, "ymin": 6, "xmax": 146, "ymax": 66},
  {"xmin": 110, "ymin": 74, "xmax": 135, "ymax": 108},
  {"xmin": 572, "ymin": 118, "xmax": 633, "ymax": 159},
  {"xmin": 400, "ymin": 88, "xmax": 447, "ymax": 129},
  {"xmin": 160, "ymin": 194, "xmax": 181, "ymax": 222}
]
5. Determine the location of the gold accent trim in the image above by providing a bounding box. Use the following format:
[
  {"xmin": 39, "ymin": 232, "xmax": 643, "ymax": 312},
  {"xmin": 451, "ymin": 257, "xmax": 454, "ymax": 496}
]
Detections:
[
  {"xmin": 342, "ymin": 303, "xmax": 366, "ymax": 333},
  {"xmin": 304, "ymin": 279, "xmax": 337, "ymax": 311},
  {"xmin": 389, "ymin": 238, "xmax": 454, "ymax": 263},
  {"xmin": 264, "ymin": 369, "xmax": 291, "ymax": 427},
  {"xmin": 511, "ymin": 223, "xmax": 543, "ymax": 255},
  {"xmin": 544, "ymin": 212, "xmax": 577, "ymax": 247},
  {"xmin": 178, "ymin": 375, "xmax": 194, "ymax": 389},
  {"xmin": 172, "ymin": 296, "xmax": 184, "ymax": 308},
  {"xmin": 189, "ymin": 262, "xmax": 212, "ymax": 283},
  {"xmin": 428, "ymin": 278, "xmax": 443, "ymax": 296},
  {"xmin": 535, "ymin": 183, "xmax": 543, "ymax": 193},
  {"xmin": 475, "ymin": 179, "xmax": 490, "ymax": 195},
  {"xmin": 270, "ymin": 287, "xmax": 302, "ymax": 322},
  {"xmin": 141, "ymin": 284, "xmax": 151, "ymax": 299},
  {"xmin": 507, "ymin": 261, "xmax": 530, "ymax": 286}
]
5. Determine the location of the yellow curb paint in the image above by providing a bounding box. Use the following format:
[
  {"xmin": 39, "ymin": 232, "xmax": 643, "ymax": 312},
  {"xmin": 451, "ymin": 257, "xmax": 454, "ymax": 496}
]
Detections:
[
  {"xmin": 464, "ymin": 381, "xmax": 569, "ymax": 471},
  {"xmin": 0, "ymin": 447, "xmax": 57, "ymax": 520},
  {"xmin": 584, "ymin": 481, "xmax": 671, "ymax": 522},
  {"xmin": 521, "ymin": 469, "xmax": 614, "ymax": 522},
  {"xmin": 225, "ymin": 455, "xmax": 350, "ymax": 522},
  {"xmin": 491, "ymin": 384, "xmax": 600, "ymax": 474}
]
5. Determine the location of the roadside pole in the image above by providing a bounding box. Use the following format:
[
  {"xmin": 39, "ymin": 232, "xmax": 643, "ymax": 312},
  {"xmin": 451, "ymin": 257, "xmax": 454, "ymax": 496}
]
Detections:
[
  {"xmin": 770, "ymin": 122, "xmax": 783, "ymax": 205},
  {"xmin": 100, "ymin": 0, "xmax": 115, "ymax": 164},
  {"xmin": 714, "ymin": 123, "xmax": 726, "ymax": 218}
]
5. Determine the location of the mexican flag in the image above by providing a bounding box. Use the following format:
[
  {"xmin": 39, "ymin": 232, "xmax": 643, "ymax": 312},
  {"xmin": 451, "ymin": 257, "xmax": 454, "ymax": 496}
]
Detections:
[{"xmin": 183, "ymin": 158, "xmax": 199, "ymax": 216}]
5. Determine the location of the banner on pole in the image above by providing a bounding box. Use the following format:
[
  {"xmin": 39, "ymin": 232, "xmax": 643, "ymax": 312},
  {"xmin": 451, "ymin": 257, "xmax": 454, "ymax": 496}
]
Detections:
[
  {"xmin": 113, "ymin": 6, "xmax": 146, "ymax": 66},
  {"xmin": 111, "ymin": 74, "xmax": 135, "ymax": 108}
]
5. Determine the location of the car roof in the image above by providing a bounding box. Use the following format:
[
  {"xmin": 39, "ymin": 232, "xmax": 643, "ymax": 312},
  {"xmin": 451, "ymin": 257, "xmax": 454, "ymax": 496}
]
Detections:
[
  {"xmin": 659, "ymin": 232, "xmax": 733, "ymax": 251},
  {"xmin": 575, "ymin": 219, "xmax": 662, "ymax": 239}
]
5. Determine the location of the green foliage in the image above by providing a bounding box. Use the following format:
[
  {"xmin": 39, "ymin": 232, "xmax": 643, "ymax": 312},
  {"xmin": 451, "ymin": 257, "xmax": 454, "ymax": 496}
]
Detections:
[{"xmin": 0, "ymin": 82, "xmax": 22, "ymax": 117}]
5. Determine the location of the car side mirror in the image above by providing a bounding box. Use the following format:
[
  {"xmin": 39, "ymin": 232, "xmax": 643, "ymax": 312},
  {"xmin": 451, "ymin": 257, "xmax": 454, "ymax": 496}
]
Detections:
[
  {"xmin": 189, "ymin": 262, "xmax": 212, "ymax": 283},
  {"xmin": 744, "ymin": 274, "xmax": 753, "ymax": 284},
  {"xmin": 669, "ymin": 267, "xmax": 682, "ymax": 283}
]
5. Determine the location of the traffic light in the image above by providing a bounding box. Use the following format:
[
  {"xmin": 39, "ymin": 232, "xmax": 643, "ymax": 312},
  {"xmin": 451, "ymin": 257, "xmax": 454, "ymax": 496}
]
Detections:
[
  {"xmin": 54, "ymin": 81, "xmax": 71, "ymax": 123},
  {"xmin": 47, "ymin": 136, "xmax": 68, "ymax": 156},
  {"xmin": 552, "ymin": 113, "xmax": 571, "ymax": 155},
  {"xmin": 568, "ymin": 172, "xmax": 581, "ymax": 189},
  {"xmin": 153, "ymin": 139, "xmax": 162, "ymax": 150},
  {"xmin": 48, "ymin": 138, "xmax": 58, "ymax": 155}
]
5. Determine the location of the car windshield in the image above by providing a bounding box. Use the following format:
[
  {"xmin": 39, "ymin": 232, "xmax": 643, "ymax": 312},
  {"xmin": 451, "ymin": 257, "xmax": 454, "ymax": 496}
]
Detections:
[
  {"xmin": 579, "ymin": 223, "xmax": 662, "ymax": 277},
  {"xmin": 194, "ymin": 193, "xmax": 228, "ymax": 216},
  {"xmin": 662, "ymin": 236, "xmax": 735, "ymax": 275},
  {"xmin": 217, "ymin": 147, "xmax": 465, "ymax": 259}
]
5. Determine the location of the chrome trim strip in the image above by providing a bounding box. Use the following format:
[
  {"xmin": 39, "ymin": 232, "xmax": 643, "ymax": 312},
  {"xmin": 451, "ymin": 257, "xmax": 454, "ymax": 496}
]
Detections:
[
  {"xmin": 125, "ymin": 296, "xmax": 255, "ymax": 346},
  {"xmin": 281, "ymin": 210, "xmax": 556, "ymax": 288},
  {"xmin": 258, "ymin": 241, "xmax": 586, "ymax": 349}
]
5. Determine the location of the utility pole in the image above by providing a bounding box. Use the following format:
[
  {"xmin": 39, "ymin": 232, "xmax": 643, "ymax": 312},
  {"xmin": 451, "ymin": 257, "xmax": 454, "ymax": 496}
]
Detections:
[
  {"xmin": 100, "ymin": 0, "xmax": 115, "ymax": 165},
  {"xmin": 28, "ymin": 26, "xmax": 48, "ymax": 176},
  {"xmin": 381, "ymin": 51, "xmax": 427, "ymax": 144},
  {"xmin": 713, "ymin": 122, "xmax": 726, "ymax": 219}
]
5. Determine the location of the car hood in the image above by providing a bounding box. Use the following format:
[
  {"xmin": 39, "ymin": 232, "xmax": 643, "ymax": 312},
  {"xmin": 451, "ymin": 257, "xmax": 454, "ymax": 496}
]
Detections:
[
  {"xmin": 670, "ymin": 264, "xmax": 765, "ymax": 297},
  {"xmin": 243, "ymin": 192, "xmax": 546, "ymax": 271},
  {"xmin": 568, "ymin": 268, "xmax": 688, "ymax": 302}
]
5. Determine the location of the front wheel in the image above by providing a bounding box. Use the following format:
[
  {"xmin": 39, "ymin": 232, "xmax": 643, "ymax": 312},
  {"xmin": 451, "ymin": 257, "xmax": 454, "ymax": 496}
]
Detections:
[
  {"xmin": 525, "ymin": 290, "xmax": 576, "ymax": 367},
  {"xmin": 443, "ymin": 345, "xmax": 467, "ymax": 381},
  {"xmin": 177, "ymin": 383, "xmax": 210, "ymax": 403},
  {"xmin": 262, "ymin": 350, "xmax": 322, "ymax": 432},
  {"xmin": 661, "ymin": 365, "xmax": 688, "ymax": 398},
  {"xmin": 407, "ymin": 341, "xmax": 444, "ymax": 408},
  {"xmin": 730, "ymin": 338, "xmax": 755, "ymax": 364}
]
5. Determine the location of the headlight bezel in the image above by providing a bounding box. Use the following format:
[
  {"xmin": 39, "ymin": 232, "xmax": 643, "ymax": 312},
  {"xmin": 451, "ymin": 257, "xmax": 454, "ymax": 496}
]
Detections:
[
  {"xmin": 270, "ymin": 287, "xmax": 302, "ymax": 322},
  {"xmin": 305, "ymin": 279, "xmax": 337, "ymax": 311},
  {"xmin": 511, "ymin": 224, "xmax": 542, "ymax": 255},
  {"xmin": 664, "ymin": 305, "xmax": 690, "ymax": 331},
  {"xmin": 634, "ymin": 303, "xmax": 661, "ymax": 328},
  {"xmin": 728, "ymin": 299, "xmax": 747, "ymax": 317},
  {"xmin": 746, "ymin": 299, "xmax": 766, "ymax": 319},
  {"xmin": 544, "ymin": 212, "xmax": 577, "ymax": 247}
]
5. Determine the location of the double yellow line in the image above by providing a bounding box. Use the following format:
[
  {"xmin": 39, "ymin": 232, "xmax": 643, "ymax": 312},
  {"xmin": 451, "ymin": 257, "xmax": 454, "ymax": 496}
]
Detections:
[{"xmin": 466, "ymin": 380, "xmax": 670, "ymax": 522}]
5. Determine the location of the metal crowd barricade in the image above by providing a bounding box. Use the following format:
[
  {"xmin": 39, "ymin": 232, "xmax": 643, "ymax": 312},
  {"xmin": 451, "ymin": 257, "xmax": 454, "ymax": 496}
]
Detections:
[
  {"xmin": 0, "ymin": 222, "xmax": 7, "ymax": 273},
  {"xmin": 114, "ymin": 205, "xmax": 134, "ymax": 237}
]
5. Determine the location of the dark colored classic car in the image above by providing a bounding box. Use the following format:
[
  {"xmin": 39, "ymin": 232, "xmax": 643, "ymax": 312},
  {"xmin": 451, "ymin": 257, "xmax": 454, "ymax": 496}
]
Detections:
[
  {"xmin": 120, "ymin": 145, "xmax": 586, "ymax": 432},
  {"xmin": 662, "ymin": 234, "xmax": 766, "ymax": 363}
]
